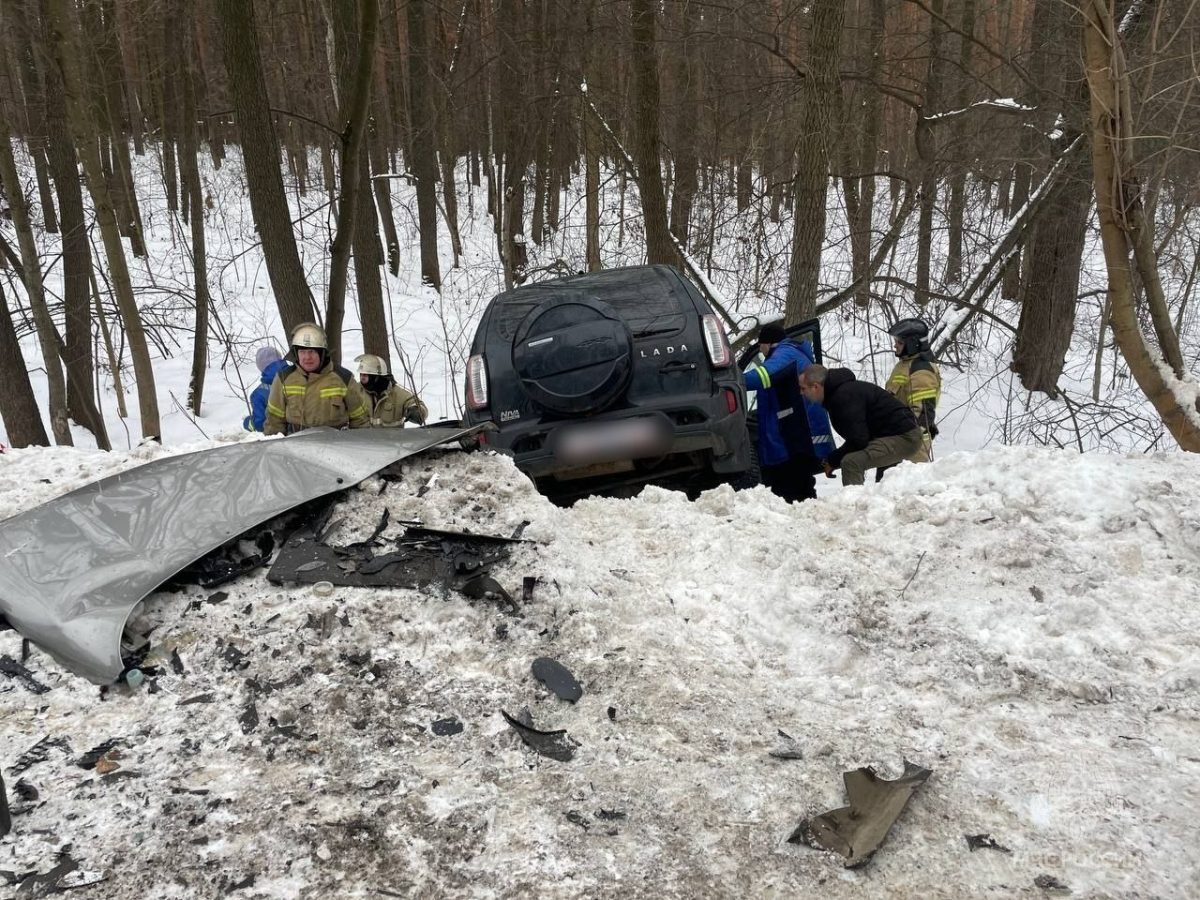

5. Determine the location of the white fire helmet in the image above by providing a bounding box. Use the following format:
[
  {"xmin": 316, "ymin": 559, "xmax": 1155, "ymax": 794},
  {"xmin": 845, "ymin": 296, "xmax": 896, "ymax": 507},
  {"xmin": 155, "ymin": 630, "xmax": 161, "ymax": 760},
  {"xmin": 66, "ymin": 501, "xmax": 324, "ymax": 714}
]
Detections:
[
  {"xmin": 290, "ymin": 322, "xmax": 328, "ymax": 350},
  {"xmin": 356, "ymin": 353, "xmax": 389, "ymax": 377}
]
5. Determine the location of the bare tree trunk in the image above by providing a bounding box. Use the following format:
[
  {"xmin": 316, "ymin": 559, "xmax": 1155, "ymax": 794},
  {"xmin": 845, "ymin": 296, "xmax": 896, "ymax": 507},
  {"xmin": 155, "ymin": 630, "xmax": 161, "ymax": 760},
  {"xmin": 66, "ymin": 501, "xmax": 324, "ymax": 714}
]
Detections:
[
  {"xmin": 91, "ymin": 268, "xmax": 127, "ymax": 420},
  {"xmin": 842, "ymin": 0, "xmax": 884, "ymax": 309},
  {"xmin": 668, "ymin": 1, "xmax": 698, "ymax": 248},
  {"xmin": 582, "ymin": 1, "xmax": 601, "ymax": 271},
  {"xmin": 216, "ymin": 0, "xmax": 317, "ymax": 333},
  {"xmin": 325, "ymin": 0, "xmax": 382, "ymax": 362},
  {"xmin": 47, "ymin": 0, "xmax": 161, "ymax": 440},
  {"xmin": 944, "ymin": 0, "xmax": 977, "ymax": 286},
  {"xmin": 179, "ymin": 14, "xmax": 209, "ymax": 414},
  {"xmin": 1010, "ymin": 173, "xmax": 1090, "ymax": 394},
  {"xmin": 32, "ymin": 148, "xmax": 59, "ymax": 232},
  {"xmin": 1082, "ymin": 0, "xmax": 1199, "ymax": 450},
  {"xmin": 584, "ymin": 99, "xmax": 601, "ymax": 272},
  {"xmin": 9, "ymin": 0, "xmax": 106, "ymax": 446},
  {"xmin": 369, "ymin": 118, "xmax": 400, "ymax": 275},
  {"xmin": 914, "ymin": 0, "xmax": 949, "ymax": 305},
  {"xmin": 90, "ymin": 0, "xmax": 147, "ymax": 257},
  {"xmin": 0, "ymin": 123, "xmax": 71, "ymax": 444},
  {"xmin": 785, "ymin": 0, "xmax": 844, "ymax": 324},
  {"xmin": 629, "ymin": 0, "xmax": 675, "ymax": 266},
  {"xmin": 0, "ymin": 279, "xmax": 49, "ymax": 447},
  {"xmin": 405, "ymin": 0, "xmax": 442, "ymax": 289},
  {"xmin": 1002, "ymin": 150, "xmax": 1032, "ymax": 299},
  {"xmin": 439, "ymin": 121, "xmax": 463, "ymax": 266},
  {"xmin": 5, "ymin": 7, "xmax": 60, "ymax": 234}
]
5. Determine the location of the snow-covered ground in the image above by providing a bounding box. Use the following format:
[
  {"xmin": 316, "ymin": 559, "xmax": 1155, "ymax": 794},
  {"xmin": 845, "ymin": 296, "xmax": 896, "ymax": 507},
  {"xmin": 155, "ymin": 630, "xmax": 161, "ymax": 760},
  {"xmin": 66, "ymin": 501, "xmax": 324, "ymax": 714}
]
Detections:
[{"xmin": 2, "ymin": 440, "xmax": 1198, "ymax": 897}]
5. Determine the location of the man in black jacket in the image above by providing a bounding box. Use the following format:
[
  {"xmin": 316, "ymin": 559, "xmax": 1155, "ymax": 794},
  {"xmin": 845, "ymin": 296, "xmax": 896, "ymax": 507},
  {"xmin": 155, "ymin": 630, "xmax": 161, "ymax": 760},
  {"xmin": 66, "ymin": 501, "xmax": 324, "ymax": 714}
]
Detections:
[{"xmin": 799, "ymin": 365, "xmax": 925, "ymax": 486}]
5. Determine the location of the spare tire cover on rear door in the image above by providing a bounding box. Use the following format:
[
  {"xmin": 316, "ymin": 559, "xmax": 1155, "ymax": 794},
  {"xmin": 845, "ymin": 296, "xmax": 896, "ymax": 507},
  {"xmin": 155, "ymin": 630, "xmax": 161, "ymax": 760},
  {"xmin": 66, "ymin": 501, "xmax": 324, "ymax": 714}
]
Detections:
[{"xmin": 511, "ymin": 295, "xmax": 634, "ymax": 414}]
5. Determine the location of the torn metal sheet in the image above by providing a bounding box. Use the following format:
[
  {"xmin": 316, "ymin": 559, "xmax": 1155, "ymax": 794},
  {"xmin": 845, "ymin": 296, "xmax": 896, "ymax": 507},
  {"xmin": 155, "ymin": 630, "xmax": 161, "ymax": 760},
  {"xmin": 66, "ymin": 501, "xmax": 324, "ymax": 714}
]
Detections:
[
  {"xmin": 0, "ymin": 426, "xmax": 481, "ymax": 684},
  {"xmin": 788, "ymin": 760, "xmax": 932, "ymax": 867}
]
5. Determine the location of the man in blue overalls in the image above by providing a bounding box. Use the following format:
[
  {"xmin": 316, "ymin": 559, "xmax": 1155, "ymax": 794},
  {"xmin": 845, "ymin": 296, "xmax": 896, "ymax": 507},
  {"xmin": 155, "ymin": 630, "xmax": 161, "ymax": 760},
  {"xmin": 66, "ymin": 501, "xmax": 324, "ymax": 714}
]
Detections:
[{"xmin": 744, "ymin": 321, "xmax": 834, "ymax": 502}]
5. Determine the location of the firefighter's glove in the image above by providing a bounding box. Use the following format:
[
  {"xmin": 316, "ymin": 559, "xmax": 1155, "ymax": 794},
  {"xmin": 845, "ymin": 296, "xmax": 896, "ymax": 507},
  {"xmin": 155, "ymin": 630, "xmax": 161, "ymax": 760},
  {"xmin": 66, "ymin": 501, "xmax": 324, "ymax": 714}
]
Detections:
[{"xmin": 822, "ymin": 460, "xmax": 836, "ymax": 479}]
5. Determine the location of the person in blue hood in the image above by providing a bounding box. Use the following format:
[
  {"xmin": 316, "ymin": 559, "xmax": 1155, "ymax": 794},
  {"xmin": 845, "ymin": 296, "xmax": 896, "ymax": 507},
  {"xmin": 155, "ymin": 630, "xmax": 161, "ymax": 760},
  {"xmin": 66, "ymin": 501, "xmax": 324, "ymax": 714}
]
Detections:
[
  {"xmin": 243, "ymin": 345, "xmax": 289, "ymax": 431},
  {"xmin": 743, "ymin": 321, "xmax": 834, "ymax": 502}
]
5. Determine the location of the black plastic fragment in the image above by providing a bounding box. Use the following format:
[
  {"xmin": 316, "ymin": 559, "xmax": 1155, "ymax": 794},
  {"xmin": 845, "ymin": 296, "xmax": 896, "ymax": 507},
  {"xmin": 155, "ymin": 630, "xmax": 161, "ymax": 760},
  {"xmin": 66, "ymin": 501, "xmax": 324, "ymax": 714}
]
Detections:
[
  {"xmin": 461, "ymin": 574, "xmax": 517, "ymax": 612},
  {"xmin": 11, "ymin": 850, "xmax": 80, "ymax": 894},
  {"xmin": 220, "ymin": 643, "xmax": 250, "ymax": 671},
  {"xmin": 607, "ymin": 706, "xmax": 617, "ymax": 722},
  {"xmin": 769, "ymin": 728, "xmax": 804, "ymax": 760},
  {"xmin": 170, "ymin": 649, "xmax": 185, "ymax": 675},
  {"xmin": 0, "ymin": 654, "xmax": 49, "ymax": 694},
  {"xmin": 11, "ymin": 736, "xmax": 71, "ymax": 775},
  {"xmin": 224, "ymin": 872, "xmax": 258, "ymax": 894},
  {"xmin": 0, "ymin": 772, "xmax": 10, "ymax": 838},
  {"xmin": 76, "ymin": 738, "xmax": 125, "ymax": 770},
  {"xmin": 595, "ymin": 809, "xmax": 626, "ymax": 821},
  {"xmin": 522, "ymin": 576, "xmax": 537, "ymax": 604},
  {"xmin": 431, "ymin": 717, "xmax": 464, "ymax": 736},
  {"xmin": 240, "ymin": 698, "xmax": 260, "ymax": 734},
  {"xmin": 268, "ymin": 524, "xmax": 523, "ymax": 611},
  {"xmin": 179, "ymin": 692, "xmax": 215, "ymax": 706},
  {"xmin": 1034, "ymin": 874, "xmax": 1071, "ymax": 893},
  {"xmin": 501, "ymin": 709, "xmax": 577, "ymax": 762},
  {"xmin": 565, "ymin": 811, "xmax": 590, "ymax": 829},
  {"xmin": 345, "ymin": 508, "xmax": 390, "ymax": 550},
  {"xmin": 531, "ymin": 657, "xmax": 583, "ymax": 703},
  {"xmin": 966, "ymin": 833, "xmax": 1011, "ymax": 853},
  {"xmin": 170, "ymin": 530, "xmax": 275, "ymax": 590}
]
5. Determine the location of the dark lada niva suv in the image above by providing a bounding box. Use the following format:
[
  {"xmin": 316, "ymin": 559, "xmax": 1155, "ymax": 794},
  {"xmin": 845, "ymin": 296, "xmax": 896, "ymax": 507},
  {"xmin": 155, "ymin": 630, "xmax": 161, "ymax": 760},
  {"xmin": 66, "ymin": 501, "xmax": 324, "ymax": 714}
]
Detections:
[{"xmin": 463, "ymin": 265, "xmax": 751, "ymax": 500}]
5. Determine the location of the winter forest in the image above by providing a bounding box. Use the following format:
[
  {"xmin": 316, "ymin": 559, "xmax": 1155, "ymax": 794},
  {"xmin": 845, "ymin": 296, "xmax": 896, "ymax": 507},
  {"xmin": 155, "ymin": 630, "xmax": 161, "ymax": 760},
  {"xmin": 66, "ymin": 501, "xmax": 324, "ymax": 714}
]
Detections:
[{"xmin": 0, "ymin": 0, "xmax": 1198, "ymax": 450}]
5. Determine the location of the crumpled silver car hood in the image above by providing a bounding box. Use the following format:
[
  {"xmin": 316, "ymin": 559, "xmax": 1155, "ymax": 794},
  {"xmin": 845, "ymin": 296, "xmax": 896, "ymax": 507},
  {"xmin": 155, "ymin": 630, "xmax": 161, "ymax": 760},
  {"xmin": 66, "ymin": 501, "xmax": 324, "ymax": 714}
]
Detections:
[{"xmin": 0, "ymin": 426, "xmax": 476, "ymax": 684}]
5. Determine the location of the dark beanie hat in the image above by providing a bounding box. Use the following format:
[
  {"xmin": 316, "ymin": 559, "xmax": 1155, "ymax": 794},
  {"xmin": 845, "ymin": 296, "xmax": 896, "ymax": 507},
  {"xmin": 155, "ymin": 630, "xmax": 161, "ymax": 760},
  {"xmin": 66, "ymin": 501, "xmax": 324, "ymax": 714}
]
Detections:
[{"xmin": 758, "ymin": 321, "xmax": 787, "ymax": 345}]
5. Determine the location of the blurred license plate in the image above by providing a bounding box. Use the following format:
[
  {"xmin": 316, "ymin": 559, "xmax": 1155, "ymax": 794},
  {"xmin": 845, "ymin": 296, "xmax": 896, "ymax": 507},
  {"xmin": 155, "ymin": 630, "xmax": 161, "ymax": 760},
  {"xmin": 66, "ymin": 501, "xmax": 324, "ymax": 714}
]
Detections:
[{"xmin": 556, "ymin": 418, "xmax": 669, "ymax": 465}]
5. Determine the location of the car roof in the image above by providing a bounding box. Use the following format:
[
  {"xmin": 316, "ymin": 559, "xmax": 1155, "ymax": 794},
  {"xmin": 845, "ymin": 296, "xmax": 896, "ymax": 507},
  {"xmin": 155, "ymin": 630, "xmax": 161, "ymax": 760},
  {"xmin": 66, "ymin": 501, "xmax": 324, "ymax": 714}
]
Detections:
[{"xmin": 489, "ymin": 264, "xmax": 691, "ymax": 308}]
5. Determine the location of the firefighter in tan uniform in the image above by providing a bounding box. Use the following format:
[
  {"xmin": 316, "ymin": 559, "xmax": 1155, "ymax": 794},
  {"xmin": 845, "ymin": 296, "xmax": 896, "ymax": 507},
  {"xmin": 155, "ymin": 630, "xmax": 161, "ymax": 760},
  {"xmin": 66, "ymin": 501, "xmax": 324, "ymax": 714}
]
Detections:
[
  {"xmin": 885, "ymin": 318, "xmax": 941, "ymax": 463},
  {"xmin": 356, "ymin": 354, "xmax": 428, "ymax": 427},
  {"xmin": 263, "ymin": 323, "xmax": 370, "ymax": 435}
]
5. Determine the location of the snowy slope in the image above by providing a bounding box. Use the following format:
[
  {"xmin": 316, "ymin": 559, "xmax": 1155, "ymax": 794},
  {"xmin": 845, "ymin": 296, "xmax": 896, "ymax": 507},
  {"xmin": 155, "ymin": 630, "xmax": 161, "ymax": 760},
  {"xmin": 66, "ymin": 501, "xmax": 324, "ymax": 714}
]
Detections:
[{"xmin": 2, "ymin": 442, "xmax": 1198, "ymax": 898}]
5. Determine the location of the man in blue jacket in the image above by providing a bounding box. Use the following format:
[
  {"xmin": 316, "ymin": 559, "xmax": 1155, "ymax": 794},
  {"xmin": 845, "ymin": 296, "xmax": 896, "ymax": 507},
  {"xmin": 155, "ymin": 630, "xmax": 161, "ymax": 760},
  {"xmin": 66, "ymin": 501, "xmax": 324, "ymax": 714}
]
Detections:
[
  {"xmin": 243, "ymin": 345, "xmax": 288, "ymax": 431},
  {"xmin": 743, "ymin": 321, "xmax": 834, "ymax": 502}
]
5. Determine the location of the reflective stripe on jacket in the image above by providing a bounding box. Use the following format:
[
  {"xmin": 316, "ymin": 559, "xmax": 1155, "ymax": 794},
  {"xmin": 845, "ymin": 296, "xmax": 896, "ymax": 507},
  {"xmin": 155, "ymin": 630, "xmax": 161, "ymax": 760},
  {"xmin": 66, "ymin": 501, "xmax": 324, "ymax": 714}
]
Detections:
[
  {"xmin": 886, "ymin": 353, "xmax": 941, "ymax": 432},
  {"xmin": 263, "ymin": 362, "xmax": 370, "ymax": 435},
  {"xmin": 744, "ymin": 338, "xmax": 834, "ymax": 466}
]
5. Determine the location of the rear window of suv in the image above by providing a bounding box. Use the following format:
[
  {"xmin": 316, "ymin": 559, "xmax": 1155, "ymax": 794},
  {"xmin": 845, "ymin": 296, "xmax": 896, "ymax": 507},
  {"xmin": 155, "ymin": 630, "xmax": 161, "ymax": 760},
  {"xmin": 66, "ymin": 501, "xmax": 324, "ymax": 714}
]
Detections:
[{"xmin": 492, "ymin": 287, "xmax": 688, "ymax": 340}]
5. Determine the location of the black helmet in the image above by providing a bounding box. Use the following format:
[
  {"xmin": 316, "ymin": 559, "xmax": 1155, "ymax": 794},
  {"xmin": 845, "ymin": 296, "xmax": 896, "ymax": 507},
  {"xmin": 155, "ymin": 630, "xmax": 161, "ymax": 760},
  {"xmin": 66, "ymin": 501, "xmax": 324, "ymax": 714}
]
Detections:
[{"xmin": 888, "ymin": 318, "xmax": 930, "ymax": 357}]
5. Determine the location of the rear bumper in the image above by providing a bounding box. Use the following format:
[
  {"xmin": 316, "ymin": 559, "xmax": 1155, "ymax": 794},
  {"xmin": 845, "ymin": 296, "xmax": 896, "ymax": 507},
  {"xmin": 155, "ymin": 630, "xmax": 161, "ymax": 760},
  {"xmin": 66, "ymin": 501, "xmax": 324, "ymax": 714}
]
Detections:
[{"xmin": 471, "ymin": 387, "xmax": 751, "ymax": 480}]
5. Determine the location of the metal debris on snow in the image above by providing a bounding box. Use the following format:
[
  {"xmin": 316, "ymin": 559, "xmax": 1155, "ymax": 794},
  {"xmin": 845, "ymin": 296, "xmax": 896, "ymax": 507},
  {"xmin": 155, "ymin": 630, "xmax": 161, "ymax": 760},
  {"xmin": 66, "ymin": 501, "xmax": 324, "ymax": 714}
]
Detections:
[{"xmin": 788, "ymin": 760, "xmax": 932, "ymax": 868}]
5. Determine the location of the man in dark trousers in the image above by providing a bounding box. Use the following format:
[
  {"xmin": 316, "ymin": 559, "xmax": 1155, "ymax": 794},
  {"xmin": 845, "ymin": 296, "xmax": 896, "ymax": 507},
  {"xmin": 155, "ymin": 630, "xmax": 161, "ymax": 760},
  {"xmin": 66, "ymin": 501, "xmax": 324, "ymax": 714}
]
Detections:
[{"xmin": 798, "ymin": 364, "xmax": 925, "ymax": 486}]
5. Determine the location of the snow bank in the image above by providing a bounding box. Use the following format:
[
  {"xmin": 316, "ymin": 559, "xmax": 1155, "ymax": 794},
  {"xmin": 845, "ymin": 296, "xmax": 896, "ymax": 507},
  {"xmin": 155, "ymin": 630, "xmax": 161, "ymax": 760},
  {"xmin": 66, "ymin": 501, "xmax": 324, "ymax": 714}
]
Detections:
[{"xmin": 2, "ymin": 444, "xmax": 1198, "ymax": 897}]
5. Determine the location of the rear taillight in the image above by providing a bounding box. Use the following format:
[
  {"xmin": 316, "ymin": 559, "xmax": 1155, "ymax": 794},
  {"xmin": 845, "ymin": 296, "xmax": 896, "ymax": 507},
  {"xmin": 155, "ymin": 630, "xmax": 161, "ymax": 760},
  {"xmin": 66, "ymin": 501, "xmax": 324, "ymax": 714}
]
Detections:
[
  {"xmin": 466, "ymin": 354, "xmax": 489, "ymax": 410},
  {"xmin": 702, "ymin": 314, "xmax": 732, "ymax": 367}
]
